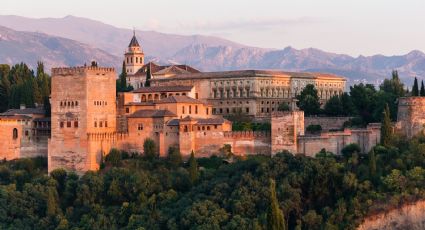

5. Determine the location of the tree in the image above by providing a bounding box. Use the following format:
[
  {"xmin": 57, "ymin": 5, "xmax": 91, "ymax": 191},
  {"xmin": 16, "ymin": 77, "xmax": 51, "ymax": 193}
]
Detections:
[
  {"xmin": 341, "ymin": 143, "xmax": 361, "ymax": 158},
  {"xmin": 380, "ymin": 104, "xmax": 392, "ymax": 147},
  {"xmin": 188, "ymin": 151, "xmax": 199, "ymax": 184},
  {"xmin": 324, "ymin": 95, "xmax": 343, "ymax": 116},
  {"xmin": 368, "ymin": 148, "xmax": 377, "ymax": 180},
  {"xmin": 105, "ymin": 148, "xmax": 122, "ymax": 167},
  {"xmin": 143, "ymin": 138, "xmax": 157, "ymax": 159},
  {"xmin": 421, "ymin": 80, "xmax": 425, "ymax": 96},
  {"xmin": 350, "ymin": 83, "xmax": 376, "ymax": 124},
  {"xmin": 267, "ymin": 178, "xmax": 286, "ymax": 230},
  {"xmin": 277, "ymin": 102, "xmax": 290, "ymax": 112},
  {"xmin": 145, "ymin": 62, "xmax": 152, "ymax": 87},
  {"xmin": 296, "ymin": 84, "xmax": 321, "ymax": 116},
  {"xmin": 168, "ymin": 146, "xmax": 182, "ymax": 167},
  {"xmin": 412, "ymin": 77, "xmax": 419, "ymax": 96}
]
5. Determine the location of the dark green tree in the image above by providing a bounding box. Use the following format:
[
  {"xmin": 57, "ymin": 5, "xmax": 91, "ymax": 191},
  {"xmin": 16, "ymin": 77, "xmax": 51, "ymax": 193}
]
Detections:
[
  {"xmin": 105, "ymin": 148, "xmax": 122, "ymax": 167},
  {"xmin": 267, "ymin": 178, "xmax": 286, "ymax": 230},
  {"xmin": 380, "ymin": 103, "xmax": 392, "ymax": 147},
  {"xmin": 145, "ymin": 62, "xmax": 152, "ymax": 87},
  {"xmin": 143, "ymin": 138, "xmax": 157, "ymax": 159},
  {"xmin": 368, "ymin": 148, "xmax": 377, "ymax": 180},
  {"xmin": 168, "ymin": 146, "xmax": 182, "ymax": 167},
  {"xmin": 421, "ymin": 80, "xmax": 425, "ymax": 96},
  {"xmin": 324, "ymin": 95, "xmax": 343, "ymax": 116},
  {"xmin": 412, "ymin": 77, "xmax": 419, "ymax": 96},
  {"xmin": 188, "ymin": 151, "xmax": 199, "ymax": 184},
  {"xmin": 277, "ymin": 102, "xmax": 290, "ymax": 112},
  {"xmin": 296, "ymin": 84, "xmax": 321, "ymax": 116}
]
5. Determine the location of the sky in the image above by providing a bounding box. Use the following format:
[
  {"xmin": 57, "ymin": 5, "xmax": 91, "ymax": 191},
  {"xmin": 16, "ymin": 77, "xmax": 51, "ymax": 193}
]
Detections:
[{"xmin": 2, "ymin": 0, "xmax": 425, "ymax": 56}]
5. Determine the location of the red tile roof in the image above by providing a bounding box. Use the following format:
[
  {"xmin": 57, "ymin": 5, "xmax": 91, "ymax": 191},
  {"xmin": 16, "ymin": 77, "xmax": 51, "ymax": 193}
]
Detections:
[
  {"xmin": 132, "ymin": 85, "xmax": 193, "ymax": 93},
  {"xmin": 128, "ymin": 109, "xmax": 176, "ymax": 118}
]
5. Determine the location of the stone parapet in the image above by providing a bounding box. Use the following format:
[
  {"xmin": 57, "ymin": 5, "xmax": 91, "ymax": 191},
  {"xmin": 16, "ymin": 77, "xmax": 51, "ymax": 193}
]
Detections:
[{"xmin": 52, "ymin": 66, "xmax": 115, "ymax": 76}]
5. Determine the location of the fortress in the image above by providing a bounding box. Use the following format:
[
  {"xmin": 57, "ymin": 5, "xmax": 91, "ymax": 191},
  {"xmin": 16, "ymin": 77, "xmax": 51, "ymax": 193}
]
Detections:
[{"xmin": 1, "ymin": 33, "xmax": 420, "ymax": 174}]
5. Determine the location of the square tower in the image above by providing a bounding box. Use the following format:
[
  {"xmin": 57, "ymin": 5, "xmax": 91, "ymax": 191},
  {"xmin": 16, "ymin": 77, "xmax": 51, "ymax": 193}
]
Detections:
[{"xmin": 48, "ymin": 66, "xmax": 116, "ymax": 173}]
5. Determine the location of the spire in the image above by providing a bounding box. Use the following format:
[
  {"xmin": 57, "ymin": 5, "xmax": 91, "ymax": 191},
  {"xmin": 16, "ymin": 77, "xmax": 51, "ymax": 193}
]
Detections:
[{"xmin": 128, "ymin": 29, "xmax": 140, "ymax": 47}]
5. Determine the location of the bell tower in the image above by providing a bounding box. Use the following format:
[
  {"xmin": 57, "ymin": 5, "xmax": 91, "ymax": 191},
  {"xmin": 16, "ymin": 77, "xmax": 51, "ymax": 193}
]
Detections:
[{"xmin": 124, "ymin": 30, "xmax": 144, "ymax": 75}]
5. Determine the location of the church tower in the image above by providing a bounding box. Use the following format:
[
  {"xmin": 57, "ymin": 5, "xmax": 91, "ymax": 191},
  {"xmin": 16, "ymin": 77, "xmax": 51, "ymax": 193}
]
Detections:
[{"xmin": 124, "ymin": 31, "xmax": 144, "ymax": 74}]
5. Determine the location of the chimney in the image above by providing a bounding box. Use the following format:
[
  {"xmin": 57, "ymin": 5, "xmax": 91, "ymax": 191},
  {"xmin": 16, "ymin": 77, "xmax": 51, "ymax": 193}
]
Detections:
[{"xmin": 20, "ymin": 104, "xmax": 26, "ymax": 110}]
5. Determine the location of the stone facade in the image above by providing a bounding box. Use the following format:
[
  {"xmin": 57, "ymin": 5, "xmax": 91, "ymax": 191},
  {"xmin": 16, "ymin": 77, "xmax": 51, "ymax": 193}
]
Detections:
[
  {"xmin": 304, "ymin": 116, "xmax": 353, "ymax": 131},
  {"xmin": 48, "ymin": 66, "xmax": 117, "ymax": 173},
  {"xmin": 149, "ymin": 70, "xmax": 346, "ymax": 119},
  {"xmin": 396, "ymin": 97, "xmax": 425, "ymax": 138}
]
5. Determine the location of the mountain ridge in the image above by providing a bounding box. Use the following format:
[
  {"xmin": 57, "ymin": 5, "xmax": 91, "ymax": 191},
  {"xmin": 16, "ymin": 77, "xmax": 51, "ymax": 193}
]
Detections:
[{"xmin": 1, "ymin": 15, "xmax": 425, "ymax": 84}]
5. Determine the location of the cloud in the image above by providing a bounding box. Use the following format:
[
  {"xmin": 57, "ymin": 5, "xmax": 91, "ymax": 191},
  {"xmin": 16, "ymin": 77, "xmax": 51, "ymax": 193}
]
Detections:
[{"xmin": 175, "ymin": 17, "xmax": 322, "ymax": 32}]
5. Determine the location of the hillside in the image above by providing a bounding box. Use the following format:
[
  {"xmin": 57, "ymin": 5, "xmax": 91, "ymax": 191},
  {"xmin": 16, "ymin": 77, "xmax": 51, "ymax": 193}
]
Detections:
[
  {"xmin": 0, "ymin": 25, "xmax": 119, "ymax": 71},
  {"xmin": 1, "ymin": 15, "xmax": 425, "ymax": 84}
]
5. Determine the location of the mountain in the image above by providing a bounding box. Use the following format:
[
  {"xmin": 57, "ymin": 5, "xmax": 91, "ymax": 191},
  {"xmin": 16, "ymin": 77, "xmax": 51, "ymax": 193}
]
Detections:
[
  {"xmin": 0, "ymin": 25, "xmax": 119, "ymax": 71},
  {"xmin": 1, "ymin": 15, "xmax": 425, "ymax": 85}
]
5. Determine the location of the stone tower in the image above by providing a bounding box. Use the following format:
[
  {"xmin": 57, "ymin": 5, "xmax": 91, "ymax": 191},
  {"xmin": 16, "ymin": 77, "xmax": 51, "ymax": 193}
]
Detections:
[
  {"xmin": 271, "ymin": 111, "xmax": 304, "ymax": 154},
  {"xmin": 124, "ymin": 31, "xmax": 144, "ymax": 75},
  {"xmin": 397, "ymin": 97, "xmax": 425, "ymax": 138},
  {"xmin": 48, "ymin": 66, "xmax": 116, "ymax": 173}
]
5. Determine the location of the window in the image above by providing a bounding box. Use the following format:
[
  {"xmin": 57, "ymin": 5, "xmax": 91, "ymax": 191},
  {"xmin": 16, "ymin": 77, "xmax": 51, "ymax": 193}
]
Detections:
[
  {"xmin": 214, "ymin": 125, "xmax": 218, "ymax": 129},
  {"xmin": 60, "ymin": 122, "xmax": 64, "ymax": 128},
  {"xmin": 74, "ymin": 121, "xmax": 78, "ymax": 128},
  {"xmin": 207, "ymin": 126, "xmax": 210, "ymax": 130},
  {"xmin": 105, "ymin": 121, "xmax": 108, "ymax": 127},
  {"xmin": 75, "ymin": 101, "xmax": 78, "ymax": 106},
  {"xmin": 189, "ymin": 106, "xmax": 192, "ymax": 114},
  {"xmin": 206, "ymin": 108, "xmax": 209, "ymax": 115},
  {"xmin": 13, "ymin": 128, "xmax": 18, "ymax": 139},
  {"xmin": 246, "ymin": 108, "xmax": 249, "ymax": 113},
  {"xmin": 60, "ymin": 102, "xmax": 63, "ymax": 106},
  {"xmin": 67, "ymin": 121, "xmax": 71, "ymax": 127},
  {"xmin": 138, "ymin": 123, "xmax": 143, "ymax": 130},
  {"xmin": 100, "ymin": 122, "xmax": 103, "ymax": 127},
  {"xmin": 195, "ymin": 93, "xmax": 198, "ymax": 99},
  {"xmin": 126, "ymin": 108, "xmax": 130, "ymax": 113},
  {"xmin": 94, "ymin": 121, "xmax": 97, "ymax": 127},
  {"xmin": 182, "ymin": 106, "xmax": 185, "ymax": 114},
  {"xmin": 195, "ymin": 105, "xmax": 198, "ymax": 114}
]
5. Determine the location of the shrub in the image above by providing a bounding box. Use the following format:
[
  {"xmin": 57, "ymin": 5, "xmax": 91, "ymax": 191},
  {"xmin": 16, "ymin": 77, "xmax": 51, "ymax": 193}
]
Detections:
[{"xmin": 306, "ymin": 124, "xmax": 322, "ymax": 133}]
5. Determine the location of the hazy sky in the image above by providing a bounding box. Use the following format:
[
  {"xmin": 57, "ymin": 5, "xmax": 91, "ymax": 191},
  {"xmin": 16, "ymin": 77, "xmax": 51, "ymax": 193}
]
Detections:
[{"xmin": 2, "ymin": 0, "xmax": 425, "ymax": 56}]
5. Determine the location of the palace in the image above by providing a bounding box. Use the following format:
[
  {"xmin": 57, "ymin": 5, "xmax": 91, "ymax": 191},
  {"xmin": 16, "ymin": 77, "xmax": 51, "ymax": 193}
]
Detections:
[{"xmin": 0, "ymin": 33, "xmax": 402, "ymax": 174}]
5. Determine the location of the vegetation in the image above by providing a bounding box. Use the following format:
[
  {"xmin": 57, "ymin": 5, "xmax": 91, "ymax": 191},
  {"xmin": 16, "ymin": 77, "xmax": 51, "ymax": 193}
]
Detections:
[
  {"xmin": 116, "ymin": 61, "xmax": 133, "ymax": 93},
  {"xmin": 306, "ymin": 124, "xmax": 322, "ymax": 133},
  {"xmin": 0, "ymin": 62, "xmax": 50, "ymax": 113},
  {"xmin": 0, "ymin": 130, "xmax": 424, "ymax": 229},
  {"xmin": 412, "ymin": 77, "xmax": 419, "ymax": 96},
  {"xmin": 296, "ymin": 84, "xmax": 321, "ymax": 116}
]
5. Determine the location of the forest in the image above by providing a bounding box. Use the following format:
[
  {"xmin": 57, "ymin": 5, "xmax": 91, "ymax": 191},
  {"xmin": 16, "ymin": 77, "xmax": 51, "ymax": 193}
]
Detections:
[{"xmin": 0, "ymin": 128, "xmax": 424, "ymax": 230}]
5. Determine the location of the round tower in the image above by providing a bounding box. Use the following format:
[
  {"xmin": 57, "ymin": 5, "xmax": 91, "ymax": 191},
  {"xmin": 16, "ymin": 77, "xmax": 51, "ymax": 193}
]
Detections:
[{"xmin": 124, "ymin": 30, "xmax": 144, "ymax": 74}]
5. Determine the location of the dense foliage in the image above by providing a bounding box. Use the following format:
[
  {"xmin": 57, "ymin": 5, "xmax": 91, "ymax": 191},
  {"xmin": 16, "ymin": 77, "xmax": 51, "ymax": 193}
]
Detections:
[
  {"xmin": 0, "ymin": 62, "xmax": 50, "ymax": 112},
  {"xmin": 1, "ymin": 133, "xmax": 424, "ymax": 229}
]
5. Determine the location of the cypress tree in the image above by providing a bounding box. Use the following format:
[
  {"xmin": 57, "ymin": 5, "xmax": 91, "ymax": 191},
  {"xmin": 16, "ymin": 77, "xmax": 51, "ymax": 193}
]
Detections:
[
  {"xmin": 145, "ymin": 62, "xmax": 151, "ymax": 87},
  {"xmin": 380, "ymin": 104, "xmax": 392, "ymax": 147},
  {"xmin": 412, "ymin": 77, "xmax": 419, "ymax": 96},
  {"xmin": 119, "ymin": 61, "xmax": 127, "ymax": 92},
  {"xmin": 421, "ymin": 80, "xmax": 425, "ymax": 96},
  {"xmin": 267, "ymin": 178, "xmax": 286, "ymax": 230},
  {"xmin": 368, "ymin": 148, "xmax": 377, "ymax": 179},
  {"xmin": 188, "ymin": 151, "xmax": 199, "ymax": 184}
]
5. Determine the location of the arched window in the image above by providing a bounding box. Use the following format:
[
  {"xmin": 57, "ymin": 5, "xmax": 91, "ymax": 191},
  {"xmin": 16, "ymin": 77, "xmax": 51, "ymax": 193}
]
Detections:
[
  {"xmin": 74, "ymin": 121, "xmax": 78, "ymax": 128},
  {"xmin": 105, "ymin": 121, "xmax": 108, "ymax": 127},
  {"xmin": 13, "ymin": 128, "xmax": 18, "ymax": 139},
  {"xmin": 99, "ymin": 122, "xmax": 103, "ymax": 128},
  {"xmin": 75, "ymin": 101, "xmax": 78, "ymax": 106}
]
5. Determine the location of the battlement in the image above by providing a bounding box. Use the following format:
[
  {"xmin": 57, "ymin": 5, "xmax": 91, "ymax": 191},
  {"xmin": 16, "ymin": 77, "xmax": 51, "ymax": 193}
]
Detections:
[
  {"xmin": 51, "ymin": 66, "xmax": 115, "ymax": 76},
  {"xmin": 223, "ymin": 131, "xmax": 270, "ymax": 138},
  {"xmin": 398, "ymin": 97, "xmax": 425, "ymax": 106}
]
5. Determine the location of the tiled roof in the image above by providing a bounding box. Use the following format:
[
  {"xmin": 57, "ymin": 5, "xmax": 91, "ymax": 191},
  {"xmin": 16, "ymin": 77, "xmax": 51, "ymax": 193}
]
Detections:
[
  {"xmin": 151, "ymin": 69, "xmax": 346, "ymax": 81},
  {"xmin": 128, "ymin": 109, "xmax": 176, "ymax": 118},
  {"xmin": 1, "ymin": 107, "xmax": 45, "ymax": 116},
  {"xmin": 134, "ymin": 62, "xmax": 200, "ymax": 76},
  {"xmin": 167, "ymin": 119, "xmax": 180, "ymax": 126},
  {"xmin": 156, "ymin": 95, "xmax": 204, "ymax": 104},
  {"xmin": 33, "ymin": 117, "xmax": 51, "ymax": 122},
  {"xmin": 0, "ymin": 115, "xmax": 32, "ymax": 120},
  {"xmin": 132, "ymin": 85, "xmax": 193, "ymax": 93},
  {"xmin": 128, "ymin": 35, "xmax": 140, "ymax": 47}
]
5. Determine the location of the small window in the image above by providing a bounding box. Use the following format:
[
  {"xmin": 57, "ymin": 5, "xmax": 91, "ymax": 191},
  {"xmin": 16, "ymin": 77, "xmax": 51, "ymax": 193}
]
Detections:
[
  {"xmin": 105, "ymin": 121, "xmax": 108, "ymax": 127},
  {"xmin": 60, "ymin": 102, "xmax": 63, "ymax": 106},
  {"xmin": 195, "ymin": 93, "xmax": 198, "ymax": 99},
  {"xmin": 60, "ymin": 122, "xmax": 64, "ymax": 128},
  {"xmin": 214, "ymin": 125, "xmax": 218, "ymax": 129},
  {"xmin": 75, "ymin": 101, "xmax": 78, "ymax": 106},
  {"xmin": 195, "ymin": 106, "xmax": 198, "ymax": 114},
  {"xmin": 25, "ymin": 130, "xmax": 29, "ymax": 136},
  {"xmin": 94, "ymin": 121, "xmax": 97, "ymax": 127},
  {"xmin": 100, "ymin": 122, "xmax": 103, "ymax": 128},
  {"xmin": 207, "ymin": 126, "xmax": 210, "ymax": 131},
  {"xmin": 13, "ymin": 128, "xmax": 18, "ymax": 139},
  {"xmin": 189, "ymin": 106, "xmax": 192, "ymax": 114},
  {"xmin": 126, "ymin": 108, "xmax": 130, "ymax": 113},
  {"xmin": 67, "ymin": 121, "xmax": 71, "ymax": 127},
  {"xmin": 74, "ymin": 121, "xmax": 78, "ymax": 128},
  {"xmin": 206, "ymin": 108, "xmax": 209, "ymax": 115}
]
